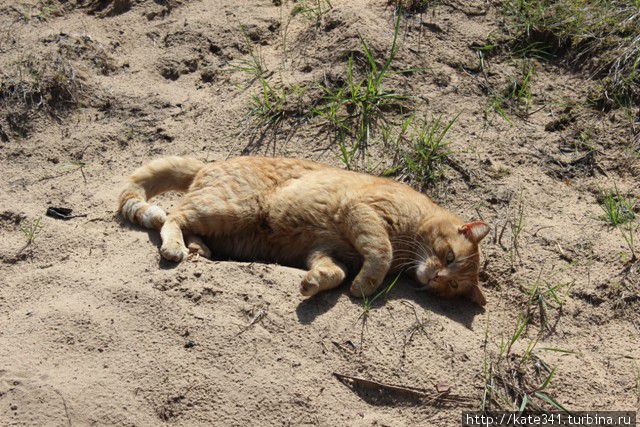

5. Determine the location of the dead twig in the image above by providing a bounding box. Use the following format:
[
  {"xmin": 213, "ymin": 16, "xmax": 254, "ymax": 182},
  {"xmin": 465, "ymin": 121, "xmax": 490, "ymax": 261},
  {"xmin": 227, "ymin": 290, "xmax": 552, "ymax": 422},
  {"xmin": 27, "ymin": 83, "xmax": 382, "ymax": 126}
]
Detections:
[
  {"xmin": 497, "ymin": 219, "xmax": 509, "ymax": 251},
  {"xmin": 331, "ymin": 340, "xmax": 357, "ymax": 354},
  {"xmin": 51, "ymin": 387, "xmax": 72, "ymax": 427},
  {"xmin": 400, "ymin": 301, "xmax": 428, "ymax": 354}
]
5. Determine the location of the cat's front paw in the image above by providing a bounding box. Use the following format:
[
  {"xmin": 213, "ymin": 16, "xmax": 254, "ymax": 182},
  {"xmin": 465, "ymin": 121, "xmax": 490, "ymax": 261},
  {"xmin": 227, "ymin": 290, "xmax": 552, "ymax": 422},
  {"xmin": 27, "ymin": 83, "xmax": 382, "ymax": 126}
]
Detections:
[
  {"xmin": 349, "ymin": 277, "xmax": 379, "ymax": 298},
  {"xmin": 160, "ymin": 242, "xmax": 188, "ymax": 262},
  {"xmin": 299, "ymin": 275, "xmax": 320, "ymax": 297}
]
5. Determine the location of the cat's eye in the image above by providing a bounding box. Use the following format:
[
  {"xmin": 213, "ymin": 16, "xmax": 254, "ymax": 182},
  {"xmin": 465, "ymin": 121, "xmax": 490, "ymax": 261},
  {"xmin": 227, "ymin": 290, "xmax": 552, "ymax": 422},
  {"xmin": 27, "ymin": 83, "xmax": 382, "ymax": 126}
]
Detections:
[
  {"xmin": 450, "ymin": 281, "xmax": 459, "ymax": 289},
  {"xmin": 445, "ymin": 249, "xmax": 455, "ymax": 265}
]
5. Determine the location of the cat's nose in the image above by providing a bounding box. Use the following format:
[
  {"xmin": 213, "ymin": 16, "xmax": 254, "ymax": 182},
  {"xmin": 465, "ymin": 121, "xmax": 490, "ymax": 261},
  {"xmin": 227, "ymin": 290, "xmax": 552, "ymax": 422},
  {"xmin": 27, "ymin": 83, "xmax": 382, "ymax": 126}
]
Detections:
[{"xmin": 429, "ymin": 272, "xmax": 445, "ymax": 285}]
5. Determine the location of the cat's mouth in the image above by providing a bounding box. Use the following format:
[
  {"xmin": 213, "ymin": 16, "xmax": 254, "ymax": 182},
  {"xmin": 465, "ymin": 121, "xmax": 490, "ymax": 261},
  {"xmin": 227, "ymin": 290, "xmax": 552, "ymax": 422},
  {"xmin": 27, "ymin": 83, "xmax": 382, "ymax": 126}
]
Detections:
[
  {"xmin": 413, "ymin": 267, "xmax": 453, "ymax": 296},
  {"xmin": 414, "ymin": 265, "xmax": 437, "ymax": 289},
  {"xmin": 414, "ymin": 282, "xmax": 434, "ymax": 292},
  {"xmin": 413, "ymin": 277, "xmax": 458, "ymax": 301},
  {"xmin": 413, "ymin": 272, "xmax": 437, "ymax": 292}
]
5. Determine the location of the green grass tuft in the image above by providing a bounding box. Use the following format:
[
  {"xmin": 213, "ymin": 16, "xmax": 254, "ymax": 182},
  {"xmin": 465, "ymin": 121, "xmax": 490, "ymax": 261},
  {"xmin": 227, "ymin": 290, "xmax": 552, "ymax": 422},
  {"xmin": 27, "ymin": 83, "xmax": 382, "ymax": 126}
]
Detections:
[
  {"xmin": 383, "ymin": 114, "xmax": 458, "ymax": 188},
  {"xmin": 291, "ymin": 0, "xmax": 332, "ymax": 28},
  {"xmin": 524, "ymin": 271, "xmax": 573, "ymax": 334},
  {"xmin": 482, "ymin": 314, "xmax": 571, "ymax": 413},
  {"xmin": 20, "ymin": 217, "xmax": 43, "ymax": 246},
  {"xmin": 487, "ymin": 62, "xmax": 535, "ymax": 122},
  {"xmin": 226, "ymin": 25, "xmax": 269, "ymax": 86},
  {"xmin": 314, "ymin": 14, "xmax": 409, "ymax": 168},
  {"xmin": 600, "ymin": 186, "xmax": 637, "ymax": 226},
  {"xmin": 499, "ymin": 0, "xmax": 640, "ymax": 109},
  {"xmin": 387, "ymin": 0, "xmax": 441, "ymax": 13}
]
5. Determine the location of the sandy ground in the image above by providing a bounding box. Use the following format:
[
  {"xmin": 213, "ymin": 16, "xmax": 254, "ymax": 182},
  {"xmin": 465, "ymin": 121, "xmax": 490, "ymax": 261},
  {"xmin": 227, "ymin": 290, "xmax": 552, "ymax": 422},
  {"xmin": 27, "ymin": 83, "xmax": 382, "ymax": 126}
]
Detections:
[{"xmin": 1, "ymin": 0, "xmax": 639, "ymax": 425}]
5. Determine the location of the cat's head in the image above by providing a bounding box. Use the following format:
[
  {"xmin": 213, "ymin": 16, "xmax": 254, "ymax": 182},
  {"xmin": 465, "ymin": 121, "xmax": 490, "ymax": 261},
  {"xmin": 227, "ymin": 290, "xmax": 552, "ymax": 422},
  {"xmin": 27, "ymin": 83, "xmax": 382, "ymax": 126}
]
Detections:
[{"xmin": 414, "ymin": 217, "xmax": 489, "ymax": 306}]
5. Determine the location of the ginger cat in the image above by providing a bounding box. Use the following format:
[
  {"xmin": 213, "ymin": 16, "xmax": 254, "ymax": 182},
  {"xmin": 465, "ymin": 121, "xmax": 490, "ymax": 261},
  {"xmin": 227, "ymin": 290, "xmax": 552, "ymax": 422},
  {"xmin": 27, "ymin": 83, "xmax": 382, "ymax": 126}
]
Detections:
[{"xmin": 118, "ymin": 156, "xmax": 489, "ymax": 305}]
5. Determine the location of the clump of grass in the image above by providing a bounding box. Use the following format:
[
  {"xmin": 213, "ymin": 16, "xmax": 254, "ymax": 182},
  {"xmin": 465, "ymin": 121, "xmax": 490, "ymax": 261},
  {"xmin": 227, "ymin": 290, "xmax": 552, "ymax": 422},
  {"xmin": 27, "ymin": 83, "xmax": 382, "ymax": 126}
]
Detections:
[
  {"xmin": 499, "ymin": 0, "xmax": 640, "ymax": 109},
  {"xmin": 598, "ymin": 185, "xmax": 638, "ymax": 262},
  {"xmin": 497, "ymin": 192, "xmax": 526, "ymax": 270},
  {"xmin": 334, "ymin": 132, "xmax": 359, "ymax": 170},
  {"xmin": 1, "ymin": 55, "xmax": 83, "ymax": 112},
  {"xmin": 246, "ymin": 77, "xmax": 305, "ymax": 128},
  {"xmin": 20, "ymin": 217, "xmax": 43, "ymax": 246},
  {"xmin": 314, "ymin": 15, "xmax": 409, "ymax": 168},
  {"xmin": 16, "ymin": 0, "xmax": 64, "ymax": 22},
  {"xmin": 0, "ymin": 54, "xmax": 84, "ymax": 137},
  {"xmin": 226, "ymin": 27, "xmax": 269, "ymax": 86},
  {"xmin": 387, "ymin": 0, "xmax": 440, "ymax": 13},
  {"xmin": 383, "ymin": 114, "xmax": 458, "ymax": 188},
  {"xmin": 618, "ymin": 222, "xmax": 638, "ymax": 262},
  {"xmin": 523, "ymin": 271, "xmax": 572, "ymax": 334},
  {"xmin": 487, "ymin": 62, "xmax": 535, "ymax": 122},
  {"xmin": 481, "ymin": 315, "xmax": 571, "ymax": 413},
  {"xmin": 230, "ymin": 24, "xmax": 310, "ymax": 139},
  {"xmin": 248, "ymin": 78, "xmax": 286, "ymax": 126},
  {"xmin": 291, "ymin": 0, "xmax": 332, "ymax": 28},
  {"xmin": 600, "ymin": 186, "xmax": 637, "ymax": 226},
  {"xmin": 229, "ymin": 53, "xmax": 267, "ymax": 83}
]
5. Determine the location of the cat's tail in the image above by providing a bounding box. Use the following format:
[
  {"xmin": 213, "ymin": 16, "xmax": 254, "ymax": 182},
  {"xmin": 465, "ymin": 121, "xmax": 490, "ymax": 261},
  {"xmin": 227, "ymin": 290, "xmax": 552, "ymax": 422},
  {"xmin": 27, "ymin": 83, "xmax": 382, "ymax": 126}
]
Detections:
[{"xmin": 118, "ymin": 156, "xmax": 205, "ymax": 230}]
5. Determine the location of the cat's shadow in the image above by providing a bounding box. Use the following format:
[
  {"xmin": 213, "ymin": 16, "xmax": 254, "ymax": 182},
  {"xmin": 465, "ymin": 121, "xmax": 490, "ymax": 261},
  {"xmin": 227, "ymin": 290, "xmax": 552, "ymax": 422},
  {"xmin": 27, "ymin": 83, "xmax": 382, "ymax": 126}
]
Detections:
[
  {"xmin": 145, "ymin": 230, "xmax": 181, "ymax": 270},
  {"xmin": 295, "ymin": 277, "xmax": 485, "ymax": 330},
  {"xmin": 120, "ymin": 218, "xmax": 483, "ymax": 326},
  {"xmin": 117, "ymin": 217, "xmax": 179, "ymax": 270}
]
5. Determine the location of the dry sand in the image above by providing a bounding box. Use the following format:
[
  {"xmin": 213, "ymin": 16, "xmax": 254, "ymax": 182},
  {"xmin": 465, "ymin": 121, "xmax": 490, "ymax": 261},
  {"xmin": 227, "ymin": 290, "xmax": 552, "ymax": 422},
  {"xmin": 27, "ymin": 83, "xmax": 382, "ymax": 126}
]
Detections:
[{"xmin": 0, "ymin": 0, "xmax": 639, "ymax": 425}]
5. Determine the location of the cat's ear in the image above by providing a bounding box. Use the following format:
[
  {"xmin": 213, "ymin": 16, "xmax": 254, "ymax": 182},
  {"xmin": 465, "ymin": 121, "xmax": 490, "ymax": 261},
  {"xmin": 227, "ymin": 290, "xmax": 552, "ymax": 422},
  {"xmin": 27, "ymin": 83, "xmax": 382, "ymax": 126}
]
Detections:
[
  {"xmin": 459, "ymin": 221, "xmax": 490, "ymax": 243},
  {"xmin": 466, "ymin": 285, "xmax": 487, "ymax": 306}
]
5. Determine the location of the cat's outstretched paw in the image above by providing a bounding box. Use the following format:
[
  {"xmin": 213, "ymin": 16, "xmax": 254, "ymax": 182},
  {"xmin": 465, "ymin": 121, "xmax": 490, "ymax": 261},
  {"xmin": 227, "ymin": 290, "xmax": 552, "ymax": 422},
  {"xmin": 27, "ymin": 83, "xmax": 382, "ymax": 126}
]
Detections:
[
  {"xmin": 299, "ymin": 275, "xmax": 320, "ymax": 297},
  {"xmin": 160, "ymin": 242, "xmax": 189, "ymax": 262},
  {"xmin": 349, "ymin": 277, "xmax": 379, "ymax": 298}
]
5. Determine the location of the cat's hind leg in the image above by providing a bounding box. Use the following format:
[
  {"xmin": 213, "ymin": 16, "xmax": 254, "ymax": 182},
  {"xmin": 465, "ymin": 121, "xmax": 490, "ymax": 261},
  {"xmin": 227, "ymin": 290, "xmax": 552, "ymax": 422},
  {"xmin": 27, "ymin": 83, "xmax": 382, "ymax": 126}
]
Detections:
[
  {"xmin": 159, "ymin": 189, "xmax": 256, "ymax": 262},
  {"xmin": 185, "ymin": 234, "xmax": 211, "ymax": 259},
  {"xmin": 300, "ymin": 252, "xmax": 347, "ymax": 297},
  {"xmin": 160, "ymin": 213, "xmax": 213, "ymax": 262}
]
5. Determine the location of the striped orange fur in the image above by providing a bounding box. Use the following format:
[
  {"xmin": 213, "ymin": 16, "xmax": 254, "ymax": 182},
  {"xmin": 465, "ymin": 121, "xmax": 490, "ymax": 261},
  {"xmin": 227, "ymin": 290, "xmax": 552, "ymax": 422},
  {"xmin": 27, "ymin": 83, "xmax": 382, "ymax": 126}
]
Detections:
[{"xmin": 118, "ymin": 156, "xmax": 490, "ymax": 305}]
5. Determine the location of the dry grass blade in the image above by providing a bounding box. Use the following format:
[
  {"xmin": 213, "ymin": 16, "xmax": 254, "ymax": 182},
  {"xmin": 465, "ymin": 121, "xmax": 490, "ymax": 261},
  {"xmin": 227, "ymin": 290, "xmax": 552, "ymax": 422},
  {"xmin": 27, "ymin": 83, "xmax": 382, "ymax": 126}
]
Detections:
[
  {"xmin": 236, "ymin": 306, "xmax": 267, "ymax": 336},
  {"xmin": 333, "ymin": 372, "xmax": 474, "ymax": 407}
]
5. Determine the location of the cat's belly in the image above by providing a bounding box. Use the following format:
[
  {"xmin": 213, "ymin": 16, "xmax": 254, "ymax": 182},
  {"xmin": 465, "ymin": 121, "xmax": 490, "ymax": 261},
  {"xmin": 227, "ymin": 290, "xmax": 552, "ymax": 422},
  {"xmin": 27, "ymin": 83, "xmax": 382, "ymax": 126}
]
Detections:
[{"xmin": 206, "ymin": 228, "xmax": 360, "ymax": 270}]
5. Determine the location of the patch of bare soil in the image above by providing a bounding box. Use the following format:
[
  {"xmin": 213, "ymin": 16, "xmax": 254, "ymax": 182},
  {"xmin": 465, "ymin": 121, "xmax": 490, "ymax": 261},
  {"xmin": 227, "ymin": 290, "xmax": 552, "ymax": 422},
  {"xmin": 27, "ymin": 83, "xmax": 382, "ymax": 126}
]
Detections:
[{"xmin": 0, "ymin": 0, "xmax": 638, "ymax": 425}]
